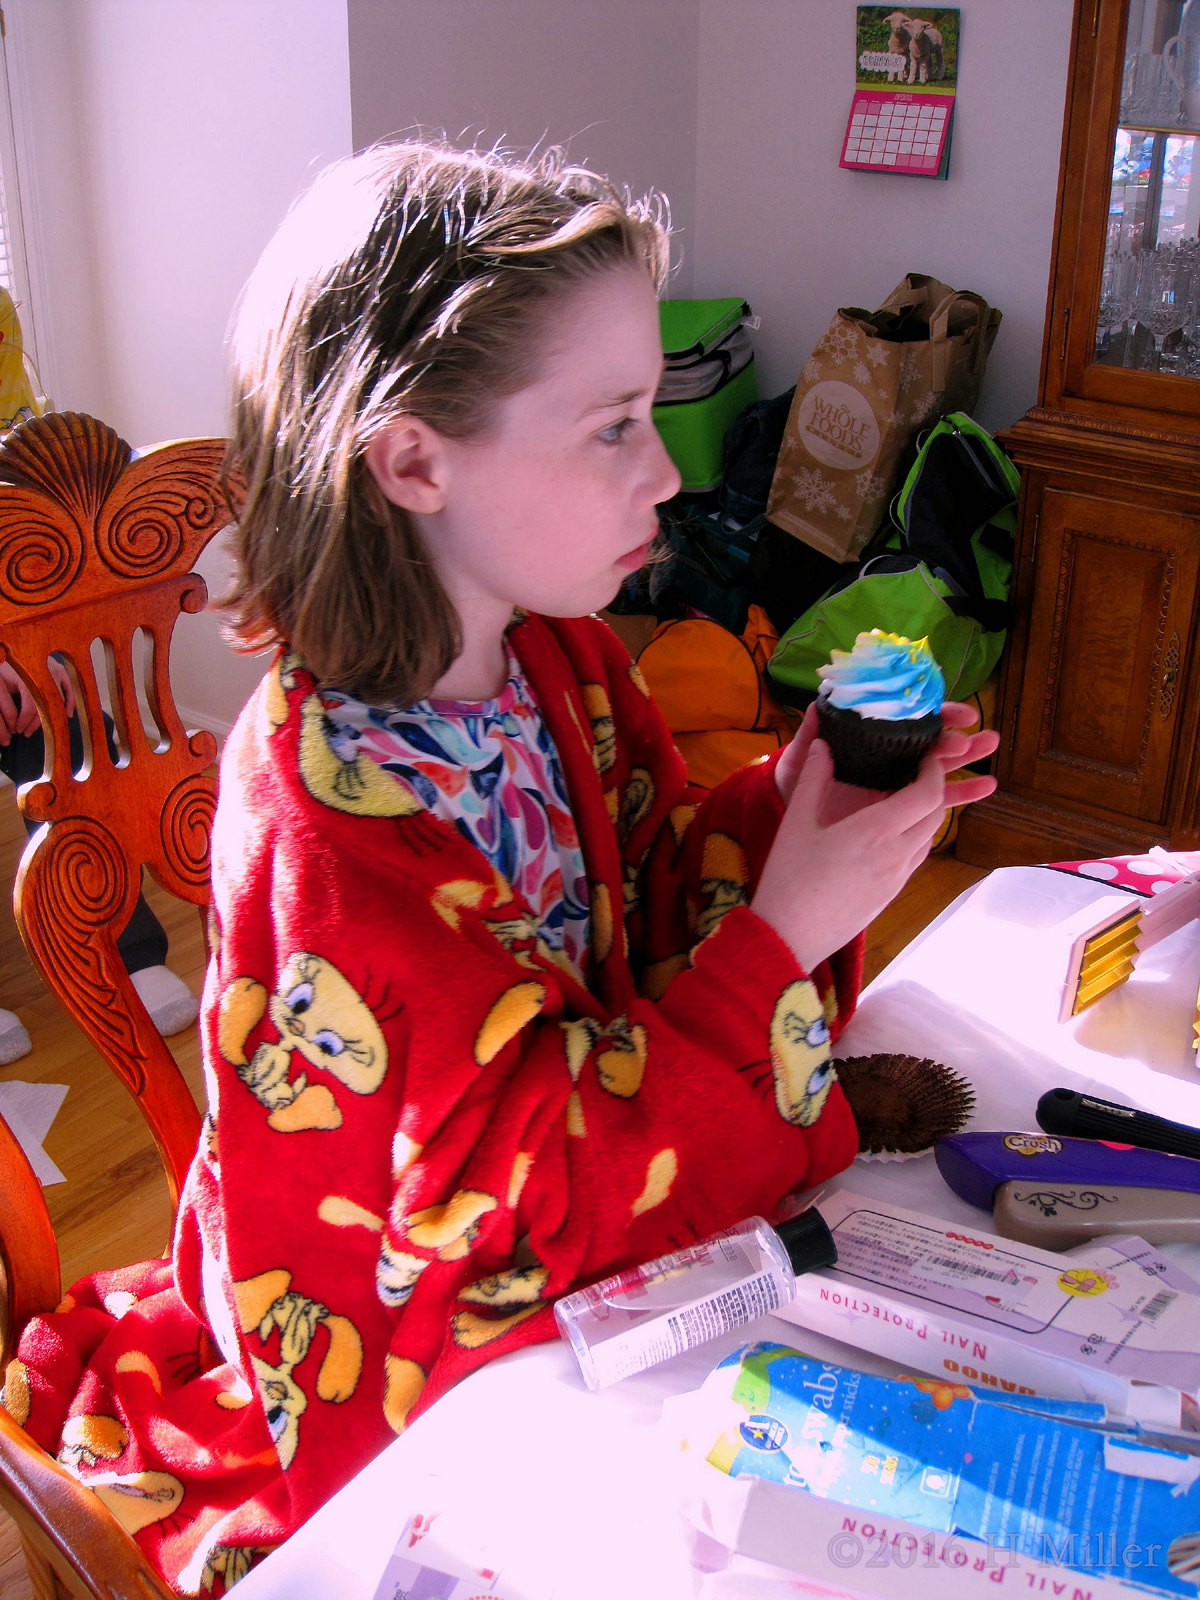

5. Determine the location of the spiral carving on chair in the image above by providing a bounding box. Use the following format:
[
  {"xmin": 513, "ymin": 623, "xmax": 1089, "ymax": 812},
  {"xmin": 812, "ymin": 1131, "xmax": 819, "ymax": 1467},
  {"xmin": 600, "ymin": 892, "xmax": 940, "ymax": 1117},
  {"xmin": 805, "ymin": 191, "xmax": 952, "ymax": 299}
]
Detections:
[
  {"xmin": 100, "ymin": 495, "xmax": 186, "ymax": 577},
  {"xmin": 0, "ymin": 505, "xmax": 84, "ymax": 605},
  {"xmin": 159, "ymin": 777, "xmax": 215, "ymax": 893},
  {"xmin": 98, "ymin": 448, "xmax": 229, "ymax": 579},
  {"xmin": 44, "ymin": 820, "xmax": 129, "ymax": 928},
  {"xmin": 22, "ymin": 818, "xmax": 148, "ymax": 1095},
  {"xmin": 0, "ymin": 416, "xmax": 232, "ymax": 607}
]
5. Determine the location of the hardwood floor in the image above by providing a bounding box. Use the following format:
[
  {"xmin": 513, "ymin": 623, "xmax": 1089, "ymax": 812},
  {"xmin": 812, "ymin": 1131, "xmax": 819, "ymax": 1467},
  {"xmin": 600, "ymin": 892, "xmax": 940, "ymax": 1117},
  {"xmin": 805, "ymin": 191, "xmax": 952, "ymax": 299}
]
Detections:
[
  {"xmin": 0, "ymin": 783, "xmax": 983, "ymax": 1597},
  {"xmin": 0, "ymin": 1517, "xmax": 25, "ymax": 1600}
]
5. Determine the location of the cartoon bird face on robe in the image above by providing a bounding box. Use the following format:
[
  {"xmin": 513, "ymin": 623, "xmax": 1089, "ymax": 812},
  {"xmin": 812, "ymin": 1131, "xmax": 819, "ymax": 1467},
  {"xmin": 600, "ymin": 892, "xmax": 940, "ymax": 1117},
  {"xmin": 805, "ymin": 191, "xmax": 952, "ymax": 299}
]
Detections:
[{"xmin": 217, "ymin": 953, "xmax": 389, "ymax": 1133}]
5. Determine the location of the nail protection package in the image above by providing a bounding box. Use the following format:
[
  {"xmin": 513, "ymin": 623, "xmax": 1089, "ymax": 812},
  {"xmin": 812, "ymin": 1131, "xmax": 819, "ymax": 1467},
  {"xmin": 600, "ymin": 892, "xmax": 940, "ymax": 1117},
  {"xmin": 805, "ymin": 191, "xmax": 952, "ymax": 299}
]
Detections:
[
  {"xmin": 668, "ymin": 1342, "xmax": 1200, "ymax": 1595},
  {"xmin": 775, "ymin": 1191, "xmax": 1200, "ymax": 1428}
]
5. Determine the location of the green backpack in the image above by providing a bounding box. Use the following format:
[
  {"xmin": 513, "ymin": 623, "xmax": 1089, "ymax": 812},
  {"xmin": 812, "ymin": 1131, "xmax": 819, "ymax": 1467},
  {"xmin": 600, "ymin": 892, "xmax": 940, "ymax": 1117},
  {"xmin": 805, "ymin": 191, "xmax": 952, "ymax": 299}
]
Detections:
[
  {"xmin": 653, "ymin": 298, "xmax": 759, "ymax": 491},
  {"xmin": 767, "ymin": 413, "xmax": 1020, "ymax": 706}
]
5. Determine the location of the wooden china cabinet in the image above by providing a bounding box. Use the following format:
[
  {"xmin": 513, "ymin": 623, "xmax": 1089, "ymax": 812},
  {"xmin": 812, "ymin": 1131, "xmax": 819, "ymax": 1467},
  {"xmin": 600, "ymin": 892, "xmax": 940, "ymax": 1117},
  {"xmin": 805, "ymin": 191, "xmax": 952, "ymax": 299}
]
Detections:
[{"xmin": 956, "ymin": 0, "xmax": 1200, "ymax": 867}]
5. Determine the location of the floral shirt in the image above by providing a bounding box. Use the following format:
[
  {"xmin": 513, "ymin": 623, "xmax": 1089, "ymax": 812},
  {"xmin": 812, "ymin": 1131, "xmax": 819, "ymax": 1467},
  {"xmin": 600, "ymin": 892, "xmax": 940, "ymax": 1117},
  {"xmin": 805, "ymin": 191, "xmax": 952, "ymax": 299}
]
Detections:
[{"xmin": 320, "ymin": 646, "xmax": 590, "ymax": 972}]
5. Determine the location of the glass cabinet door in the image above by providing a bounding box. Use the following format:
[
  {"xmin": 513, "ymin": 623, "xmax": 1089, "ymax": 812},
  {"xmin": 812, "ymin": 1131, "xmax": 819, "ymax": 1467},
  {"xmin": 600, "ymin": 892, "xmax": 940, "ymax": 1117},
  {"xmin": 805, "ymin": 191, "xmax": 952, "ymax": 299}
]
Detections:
[{"xmin": 1094, "ymin": 0, "xmax": 1200, "ymax": 374}]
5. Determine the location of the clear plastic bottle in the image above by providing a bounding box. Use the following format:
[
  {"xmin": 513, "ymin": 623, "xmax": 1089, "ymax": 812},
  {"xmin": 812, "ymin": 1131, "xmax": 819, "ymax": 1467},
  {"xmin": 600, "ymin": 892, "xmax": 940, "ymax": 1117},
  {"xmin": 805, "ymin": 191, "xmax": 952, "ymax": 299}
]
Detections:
[{"xmin": 554, "ymin": 1208, "xmax": 836, "ymax": 1391}]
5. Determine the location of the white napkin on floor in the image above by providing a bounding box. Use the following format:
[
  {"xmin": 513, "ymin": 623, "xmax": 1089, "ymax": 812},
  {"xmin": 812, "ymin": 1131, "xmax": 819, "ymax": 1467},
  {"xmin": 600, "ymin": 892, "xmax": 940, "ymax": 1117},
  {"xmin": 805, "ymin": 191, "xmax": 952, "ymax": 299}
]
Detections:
[{"xmin": 0, "ymin": 1080, "xmax": 67, "ymax": 1184}]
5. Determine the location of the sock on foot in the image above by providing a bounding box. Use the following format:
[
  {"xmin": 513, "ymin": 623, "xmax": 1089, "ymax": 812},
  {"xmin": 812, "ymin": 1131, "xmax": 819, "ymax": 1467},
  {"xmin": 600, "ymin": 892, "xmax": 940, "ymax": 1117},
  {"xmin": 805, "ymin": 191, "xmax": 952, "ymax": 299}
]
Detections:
[
  {"xmin": 130, "ymin": 966, "xmax": 199, "ymax": 1038},
  {"xmin": 0, "ymin": 1006, "xmax": 31, "ymax": 1065}
]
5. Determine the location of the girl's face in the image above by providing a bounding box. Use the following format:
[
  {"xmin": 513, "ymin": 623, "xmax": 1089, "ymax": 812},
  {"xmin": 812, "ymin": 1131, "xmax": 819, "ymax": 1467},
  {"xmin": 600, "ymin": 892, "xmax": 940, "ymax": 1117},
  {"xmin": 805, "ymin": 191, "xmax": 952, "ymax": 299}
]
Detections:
[{"xmin": 374, "ymin": 267, "xmax": 681, "ymax": 625}]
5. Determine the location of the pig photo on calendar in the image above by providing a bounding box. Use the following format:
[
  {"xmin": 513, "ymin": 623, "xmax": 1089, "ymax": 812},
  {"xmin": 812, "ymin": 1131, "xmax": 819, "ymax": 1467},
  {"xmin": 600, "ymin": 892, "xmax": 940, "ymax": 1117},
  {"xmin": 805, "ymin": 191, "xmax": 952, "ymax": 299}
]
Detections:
[{"xmin": 856, "ymin": 7, "xmax": 959, "ymax": 92}]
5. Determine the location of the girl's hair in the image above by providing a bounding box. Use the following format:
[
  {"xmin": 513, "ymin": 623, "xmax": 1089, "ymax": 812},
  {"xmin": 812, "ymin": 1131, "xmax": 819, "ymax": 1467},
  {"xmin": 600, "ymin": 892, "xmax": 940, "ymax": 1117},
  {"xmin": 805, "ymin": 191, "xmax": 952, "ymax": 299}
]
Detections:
[{"xmin": 221, "ymin": 141, "xmax": 670, "ymax": 705}]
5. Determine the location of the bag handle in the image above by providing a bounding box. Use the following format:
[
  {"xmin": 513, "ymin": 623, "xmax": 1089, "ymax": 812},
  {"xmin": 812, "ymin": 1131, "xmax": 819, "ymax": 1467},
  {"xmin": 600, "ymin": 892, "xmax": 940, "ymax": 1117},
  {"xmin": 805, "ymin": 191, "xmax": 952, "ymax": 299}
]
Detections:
[
  {"xmin": 882, "ymin": 273, "xmax": 956, "ymax": 313},
  {"xmin": 929, "ymin": 290, "xmax": 992, "ymax": 392}
]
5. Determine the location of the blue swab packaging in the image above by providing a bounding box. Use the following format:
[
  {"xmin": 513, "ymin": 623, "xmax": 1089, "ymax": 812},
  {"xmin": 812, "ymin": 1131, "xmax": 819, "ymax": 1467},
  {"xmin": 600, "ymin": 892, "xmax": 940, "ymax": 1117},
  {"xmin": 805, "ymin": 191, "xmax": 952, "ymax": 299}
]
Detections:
[{"xmin": 665, "ymin": 1341, "xmax": 1200, "ymax": 1596}]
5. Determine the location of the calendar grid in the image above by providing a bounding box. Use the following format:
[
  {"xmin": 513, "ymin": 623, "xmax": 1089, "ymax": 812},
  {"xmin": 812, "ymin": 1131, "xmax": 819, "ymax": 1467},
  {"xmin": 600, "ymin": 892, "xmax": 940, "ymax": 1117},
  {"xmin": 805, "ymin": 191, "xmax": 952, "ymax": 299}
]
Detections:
[{"xmin": 840, "ymin": 91, "xmax": 954, "ymax": 178}]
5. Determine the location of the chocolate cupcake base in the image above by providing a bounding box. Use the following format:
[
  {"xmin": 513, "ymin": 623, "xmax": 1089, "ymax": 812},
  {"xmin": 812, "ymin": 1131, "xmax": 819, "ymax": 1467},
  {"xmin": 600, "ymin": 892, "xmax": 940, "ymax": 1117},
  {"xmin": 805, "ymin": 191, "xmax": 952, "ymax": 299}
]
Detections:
[{"xmin": 817, "ymin": 698, "xmax": 942, "ymax": 790}]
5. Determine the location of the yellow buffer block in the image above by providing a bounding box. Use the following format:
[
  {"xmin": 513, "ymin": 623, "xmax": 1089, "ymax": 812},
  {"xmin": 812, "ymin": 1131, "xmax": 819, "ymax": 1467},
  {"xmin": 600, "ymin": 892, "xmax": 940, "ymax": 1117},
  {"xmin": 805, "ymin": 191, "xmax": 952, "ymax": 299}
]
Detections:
[{"xmin": 1070, "ymin": 910, "xmax": 1142, "ymax": 1017}]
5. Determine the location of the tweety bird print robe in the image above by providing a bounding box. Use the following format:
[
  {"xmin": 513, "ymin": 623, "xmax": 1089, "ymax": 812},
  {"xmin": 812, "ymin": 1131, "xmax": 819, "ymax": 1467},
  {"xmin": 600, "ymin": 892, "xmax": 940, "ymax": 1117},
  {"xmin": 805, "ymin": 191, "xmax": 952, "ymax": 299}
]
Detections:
[{"xmin": 4, "ymin": 613, "xmax": 860, "ymax": 1593}]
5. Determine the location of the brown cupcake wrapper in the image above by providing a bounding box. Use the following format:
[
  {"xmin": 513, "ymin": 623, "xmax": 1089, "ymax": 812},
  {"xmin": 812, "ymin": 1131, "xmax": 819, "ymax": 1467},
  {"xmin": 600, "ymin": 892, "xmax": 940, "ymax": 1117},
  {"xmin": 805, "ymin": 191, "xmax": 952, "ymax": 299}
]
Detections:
[
  {"xmin": 817, "ymin": 699, "xmax": 942, "ymax": 790},
  {"xmin": 834, "ymin": 1052, "xmax": 976, "ymax": 1156}
]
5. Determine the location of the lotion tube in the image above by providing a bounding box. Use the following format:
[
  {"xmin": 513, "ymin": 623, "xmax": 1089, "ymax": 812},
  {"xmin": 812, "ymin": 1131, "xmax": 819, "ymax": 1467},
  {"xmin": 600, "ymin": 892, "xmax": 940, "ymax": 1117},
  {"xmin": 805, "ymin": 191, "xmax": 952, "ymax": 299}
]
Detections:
[{"xmin": 554, "ymin": 1209, "xmax": 836, "ymax": 1392}]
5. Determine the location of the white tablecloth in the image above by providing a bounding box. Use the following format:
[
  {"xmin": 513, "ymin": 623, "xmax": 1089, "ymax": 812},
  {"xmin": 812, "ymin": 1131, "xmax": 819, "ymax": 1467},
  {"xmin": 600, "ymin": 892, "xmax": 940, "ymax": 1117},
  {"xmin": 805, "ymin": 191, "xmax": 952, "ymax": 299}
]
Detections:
[
  {"xmin": 236, "ymin": 866, "xmax": 1200, "ymax": 1600},
  {"xmin": 809, "ymin": 864, "xmax": 1200, "ymax": 1278}
]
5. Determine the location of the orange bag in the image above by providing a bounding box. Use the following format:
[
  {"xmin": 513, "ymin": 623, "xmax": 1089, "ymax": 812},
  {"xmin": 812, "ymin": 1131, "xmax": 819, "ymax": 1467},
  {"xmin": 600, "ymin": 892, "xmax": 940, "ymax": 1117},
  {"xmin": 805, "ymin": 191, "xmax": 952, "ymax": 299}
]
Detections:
[{"xmin": 637, "ymin": 604, "xmax": 799, "ymax": 789}]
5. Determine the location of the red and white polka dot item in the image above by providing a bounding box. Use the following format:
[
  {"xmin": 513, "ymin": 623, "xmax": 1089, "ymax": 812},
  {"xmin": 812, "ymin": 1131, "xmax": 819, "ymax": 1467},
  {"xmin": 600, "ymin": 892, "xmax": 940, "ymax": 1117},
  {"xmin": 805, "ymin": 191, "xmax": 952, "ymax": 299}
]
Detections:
[{"xmin": 1049, "ymin": 849, "xmax": 1200, "ymax": 899}]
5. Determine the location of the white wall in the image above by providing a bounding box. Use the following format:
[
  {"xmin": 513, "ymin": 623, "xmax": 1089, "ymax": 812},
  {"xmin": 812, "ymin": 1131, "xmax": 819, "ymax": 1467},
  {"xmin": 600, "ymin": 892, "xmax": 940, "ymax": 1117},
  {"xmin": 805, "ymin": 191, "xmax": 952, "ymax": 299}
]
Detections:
[
  {"xmin": 347, "ymin": 0, "xmax": 700, "ymax": 293},
  {"xmin": 11, "ymin": 0, "xmax": 1076, "ymax": 735},
  {"xmin": 347, "ymin": 0, "xmax": 1074, "ymax": 433},
  {"xmin": 8, "ymin": 0, "xmax": 353, "ymax": 735},
  {"xmin": 693, "ymin": 0, "xmax": 1076, "ymax": 435},
  {"xmin": 3, "ymin": 1, "xmax": 107, "ymax": 419}
]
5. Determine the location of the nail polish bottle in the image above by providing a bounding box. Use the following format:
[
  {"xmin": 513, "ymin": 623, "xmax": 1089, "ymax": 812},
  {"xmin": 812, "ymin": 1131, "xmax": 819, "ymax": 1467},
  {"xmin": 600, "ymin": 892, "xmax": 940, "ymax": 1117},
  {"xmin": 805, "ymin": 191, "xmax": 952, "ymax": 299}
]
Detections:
[{"xmin": 554, "ymin": 1209, "xmax": 836, "ymax": 1392}]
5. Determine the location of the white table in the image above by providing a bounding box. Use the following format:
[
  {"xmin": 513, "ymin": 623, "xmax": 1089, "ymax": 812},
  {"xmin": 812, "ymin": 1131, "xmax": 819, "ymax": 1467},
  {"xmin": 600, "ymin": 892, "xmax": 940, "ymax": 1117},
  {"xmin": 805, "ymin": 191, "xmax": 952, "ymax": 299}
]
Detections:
[
  {"xmin": 237, "ymin": 865, "xmax": 1200, "ymax": 1600},
  {"xmin": 809, "ymin": 862, "xmax": 1200, "ymax": 1273}
]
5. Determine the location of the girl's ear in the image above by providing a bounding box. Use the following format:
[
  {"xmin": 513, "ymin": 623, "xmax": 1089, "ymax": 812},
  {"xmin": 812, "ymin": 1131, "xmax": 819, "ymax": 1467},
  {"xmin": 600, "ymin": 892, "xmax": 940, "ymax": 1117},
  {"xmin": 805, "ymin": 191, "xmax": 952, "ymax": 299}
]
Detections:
[{"xmin": 364, "ymin": 416, "xmax": 448, "ymax": 514}]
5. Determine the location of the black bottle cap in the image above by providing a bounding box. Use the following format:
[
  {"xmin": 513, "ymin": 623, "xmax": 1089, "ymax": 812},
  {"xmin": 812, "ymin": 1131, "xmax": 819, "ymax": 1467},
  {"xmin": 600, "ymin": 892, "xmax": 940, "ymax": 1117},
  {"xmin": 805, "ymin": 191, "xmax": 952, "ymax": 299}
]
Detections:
[{"xmin": 775, "ymin": 1208, "xmax": 837, "ymax": 1275}]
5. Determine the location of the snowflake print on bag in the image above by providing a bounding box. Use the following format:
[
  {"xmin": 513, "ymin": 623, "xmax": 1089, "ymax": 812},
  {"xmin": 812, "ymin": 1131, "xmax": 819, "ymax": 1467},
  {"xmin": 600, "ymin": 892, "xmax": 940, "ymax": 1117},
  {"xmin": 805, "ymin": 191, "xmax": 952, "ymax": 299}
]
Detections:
[
  {"xmin": 815, "ymin": 323, "xmax": 858, "ymax": 367},
  {"xmin": 899, "ymin": 350, "xmax": 923, "ymax": 393},
  {"xmin": 866, "ymin": 342, "xmax": 891, "ymax": 369},
  {"xmin": 904, "ymin": 394, "xmax": 940, "ymax": 428},
  {"xmin": 853, "ymin": 361, "xmax": 872, "ymax": 386},
  {"xmin": 855, "ymin": 467, "xmax": 892, "ymax": 504},
  {"xmin": 791, "ymin": 466, "xmax": 838, "ymax": 514},
  {"xmin": 801, "ymin": 357, "xmax": 822, "ymax": 384}
]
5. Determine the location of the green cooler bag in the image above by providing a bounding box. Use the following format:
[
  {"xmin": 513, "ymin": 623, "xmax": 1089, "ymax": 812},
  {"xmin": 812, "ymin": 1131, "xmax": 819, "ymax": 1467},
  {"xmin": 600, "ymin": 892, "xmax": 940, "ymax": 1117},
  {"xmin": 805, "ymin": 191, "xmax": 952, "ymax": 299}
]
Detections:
[
  {"xmin": 767, "ymin": 413, "xmax": 1019, "ymax": 704},
  {"xmin": 653, "ymin": 298, "xmax": 759, "ymax": 491}
]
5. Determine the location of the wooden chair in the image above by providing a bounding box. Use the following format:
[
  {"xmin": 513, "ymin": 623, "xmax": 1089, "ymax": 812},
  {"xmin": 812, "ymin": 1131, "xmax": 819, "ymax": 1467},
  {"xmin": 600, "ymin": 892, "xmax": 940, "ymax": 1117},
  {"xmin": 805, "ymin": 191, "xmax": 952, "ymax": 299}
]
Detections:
[{"xmin": 0, "ymin": 411, "xmax": 235, "ymax": 1598}]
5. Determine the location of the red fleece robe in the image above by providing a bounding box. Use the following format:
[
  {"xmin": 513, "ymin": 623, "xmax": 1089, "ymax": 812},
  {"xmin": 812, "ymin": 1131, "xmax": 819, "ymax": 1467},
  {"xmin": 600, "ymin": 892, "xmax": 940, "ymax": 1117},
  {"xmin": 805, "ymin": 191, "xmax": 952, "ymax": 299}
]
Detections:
[{"xmin": 5, "ymin": 613, "xmax": 860, "ymax": 1594}]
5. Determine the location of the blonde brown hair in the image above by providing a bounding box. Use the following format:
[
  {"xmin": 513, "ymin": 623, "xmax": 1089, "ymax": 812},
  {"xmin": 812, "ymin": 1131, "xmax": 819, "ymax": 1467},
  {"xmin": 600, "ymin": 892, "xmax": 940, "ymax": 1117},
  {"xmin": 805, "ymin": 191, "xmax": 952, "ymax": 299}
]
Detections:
[{"xmin": 222, "ymin": 141, "xmax": 669, "ymax": 704}]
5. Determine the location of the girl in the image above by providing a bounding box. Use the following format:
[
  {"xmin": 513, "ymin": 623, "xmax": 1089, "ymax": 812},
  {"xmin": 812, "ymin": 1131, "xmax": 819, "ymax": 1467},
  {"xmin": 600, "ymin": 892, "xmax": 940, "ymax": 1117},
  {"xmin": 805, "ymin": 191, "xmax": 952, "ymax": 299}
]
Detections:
[{"xmin": 5, "ymin": 143, "xmax": 996, "ymax": 1593}]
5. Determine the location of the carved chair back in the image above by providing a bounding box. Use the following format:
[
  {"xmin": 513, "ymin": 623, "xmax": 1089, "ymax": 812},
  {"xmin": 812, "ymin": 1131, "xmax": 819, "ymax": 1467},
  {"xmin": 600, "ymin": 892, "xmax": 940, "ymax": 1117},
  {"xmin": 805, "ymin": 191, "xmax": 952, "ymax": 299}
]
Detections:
[
  {"xmin": 0, "ymin": 411, "xmax": 234, "ymax": 1349},
  {"xmin": 0, "ymin": 412, "xmax": 233, "ymax": 1600}
]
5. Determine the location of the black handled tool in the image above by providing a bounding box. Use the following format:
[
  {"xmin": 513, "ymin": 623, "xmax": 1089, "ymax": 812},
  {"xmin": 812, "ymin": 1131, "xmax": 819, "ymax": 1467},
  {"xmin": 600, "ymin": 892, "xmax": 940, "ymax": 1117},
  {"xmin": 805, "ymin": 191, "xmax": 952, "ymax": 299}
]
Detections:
[{"xmin": 1036, "ymin": 1086, "xmax": 1200, "ymax": 1162}]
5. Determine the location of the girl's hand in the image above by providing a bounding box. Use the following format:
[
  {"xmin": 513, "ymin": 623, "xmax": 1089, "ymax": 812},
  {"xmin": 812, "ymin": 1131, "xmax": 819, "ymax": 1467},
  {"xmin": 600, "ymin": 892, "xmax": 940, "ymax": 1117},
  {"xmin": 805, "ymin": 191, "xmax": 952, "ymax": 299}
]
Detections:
[
  {"xmin": 48, "ymin": 656, "xmax": 76, "ymax": 720},
  {"xmin": 0, "ymin": 662, "xmax": 36, "ymax": 744},
  {"xmin": 755, "ymin": 704, "xmax": 999, "ymax": 972},
  {"xmin": 0, "ymin": 659, "xmax": 75, "ymax": 746}
]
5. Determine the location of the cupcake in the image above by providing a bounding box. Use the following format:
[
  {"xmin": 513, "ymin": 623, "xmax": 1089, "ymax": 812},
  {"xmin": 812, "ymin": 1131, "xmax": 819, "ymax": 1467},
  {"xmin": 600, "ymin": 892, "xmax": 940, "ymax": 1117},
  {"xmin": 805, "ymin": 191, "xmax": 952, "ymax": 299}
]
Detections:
[{"xmin": 815, "ymin": 630, "xmax": 944, "ymax": 790}]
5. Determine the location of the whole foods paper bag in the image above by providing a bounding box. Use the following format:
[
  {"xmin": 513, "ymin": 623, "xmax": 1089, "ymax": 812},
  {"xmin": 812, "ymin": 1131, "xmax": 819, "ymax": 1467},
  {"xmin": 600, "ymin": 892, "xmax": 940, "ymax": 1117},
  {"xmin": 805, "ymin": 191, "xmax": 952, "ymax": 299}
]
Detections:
[{"xmin": 768, "ymin": 275, "xmax": 1000, "ymax": 562}]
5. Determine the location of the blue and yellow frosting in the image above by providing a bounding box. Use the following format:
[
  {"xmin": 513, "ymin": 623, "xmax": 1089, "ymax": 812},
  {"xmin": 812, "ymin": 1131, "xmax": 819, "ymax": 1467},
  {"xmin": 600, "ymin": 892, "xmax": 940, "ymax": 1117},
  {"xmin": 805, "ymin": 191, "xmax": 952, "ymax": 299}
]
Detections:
[{"xmin": 816, "ymin": 631, "xmax": 944, "ymax": 722}]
